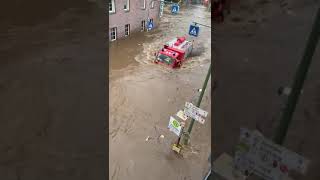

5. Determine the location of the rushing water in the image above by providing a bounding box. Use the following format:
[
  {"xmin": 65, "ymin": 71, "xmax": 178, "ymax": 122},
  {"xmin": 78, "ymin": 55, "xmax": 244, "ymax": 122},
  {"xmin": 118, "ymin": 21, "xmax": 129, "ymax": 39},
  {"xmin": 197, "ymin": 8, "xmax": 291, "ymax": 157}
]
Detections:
[{"xmin": 110, "ymin": 4, "xmax": 212, "ymax": 180}]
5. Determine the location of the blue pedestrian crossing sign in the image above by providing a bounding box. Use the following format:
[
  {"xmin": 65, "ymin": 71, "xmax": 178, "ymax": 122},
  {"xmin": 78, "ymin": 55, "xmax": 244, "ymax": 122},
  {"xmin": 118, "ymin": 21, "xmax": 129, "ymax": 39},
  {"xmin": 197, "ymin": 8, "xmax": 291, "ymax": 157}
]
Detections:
[
  {"xmin": 171, "ymin": 4, "xmax": 179, "ymax": 14},
  {"xmin": 189, "ymin": 24, "xmax": 200, "ymax": 37},
  {"xmin": 147, "ymin": 20, "xmax": 154, "ymax": 31}
]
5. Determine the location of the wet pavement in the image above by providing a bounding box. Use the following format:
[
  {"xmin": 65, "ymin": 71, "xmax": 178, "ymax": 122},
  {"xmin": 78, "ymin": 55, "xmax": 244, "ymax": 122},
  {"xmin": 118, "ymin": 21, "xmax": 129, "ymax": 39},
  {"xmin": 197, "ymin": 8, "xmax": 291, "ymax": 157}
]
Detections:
[{"xmin": 110, "ymin": 5, "xmax": 211, "ymax": 180}]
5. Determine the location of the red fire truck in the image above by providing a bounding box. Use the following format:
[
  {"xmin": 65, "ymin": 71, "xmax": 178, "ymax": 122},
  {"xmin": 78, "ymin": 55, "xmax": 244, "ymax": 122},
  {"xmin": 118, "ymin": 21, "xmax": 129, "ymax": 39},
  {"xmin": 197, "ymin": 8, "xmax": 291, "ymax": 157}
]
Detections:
[{"xmin": 154, "ymin": 36, "xmax": 193, "ymax": 68}]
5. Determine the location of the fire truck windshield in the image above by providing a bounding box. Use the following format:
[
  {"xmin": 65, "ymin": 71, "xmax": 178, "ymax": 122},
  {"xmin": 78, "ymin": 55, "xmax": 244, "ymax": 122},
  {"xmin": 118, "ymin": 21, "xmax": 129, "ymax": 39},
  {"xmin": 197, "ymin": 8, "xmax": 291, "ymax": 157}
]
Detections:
[{"xmin": 158, "ymin": 54, "xmax": 174, "ymax": 65}]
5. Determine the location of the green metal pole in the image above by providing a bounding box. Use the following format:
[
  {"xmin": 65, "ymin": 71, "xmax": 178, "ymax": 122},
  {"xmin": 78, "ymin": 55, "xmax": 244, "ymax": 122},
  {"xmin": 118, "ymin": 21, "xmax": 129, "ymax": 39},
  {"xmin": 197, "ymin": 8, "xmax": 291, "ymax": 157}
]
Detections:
[
  {"xmin": 187, "ymin": 63, "xmax": 212, "ymax": 134},
  {"xmin": 273, "ymin": 8, "xmax": 320, "ymax": 145}
]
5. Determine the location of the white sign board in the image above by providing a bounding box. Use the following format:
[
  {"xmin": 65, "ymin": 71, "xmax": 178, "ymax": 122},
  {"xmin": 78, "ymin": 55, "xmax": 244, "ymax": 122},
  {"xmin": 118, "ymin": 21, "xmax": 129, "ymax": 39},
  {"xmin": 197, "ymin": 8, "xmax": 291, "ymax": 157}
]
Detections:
[
  {"xmin": 168, "ymin": 116, "xmax": 182, "ymax": 136},
  {"xmin": 184, "ymin": 109, "xmax": 206, "ymax": 124},
  {"xmin": 176, "ymin": 110, "xmax": 188, "ymax": 121},
  {"xmin": 185, "ymin": 102, "xmax": 208, "ymax": 117},
  {"xmin": 183, "ymin": 102, "xmax": 208, "ymax": 124},
  {"xmin": 234, "ymin": 128, "xmax": 309, "ymax": 180}
]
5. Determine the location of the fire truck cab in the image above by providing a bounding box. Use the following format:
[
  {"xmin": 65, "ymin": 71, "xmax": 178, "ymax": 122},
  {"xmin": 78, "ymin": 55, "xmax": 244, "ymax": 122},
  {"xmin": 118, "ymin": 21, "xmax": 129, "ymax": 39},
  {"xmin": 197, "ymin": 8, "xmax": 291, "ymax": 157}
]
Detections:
[{"xmin": 154, "ymin": 36, "xmax": 193, "ymax": 68}]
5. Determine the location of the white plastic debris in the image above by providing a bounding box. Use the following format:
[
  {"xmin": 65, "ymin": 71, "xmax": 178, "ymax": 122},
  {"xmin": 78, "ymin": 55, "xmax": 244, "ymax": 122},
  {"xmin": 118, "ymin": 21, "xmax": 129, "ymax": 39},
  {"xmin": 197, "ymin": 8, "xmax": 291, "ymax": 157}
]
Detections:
[
  {"xmin": 145, "ymin": 136, "xmax": 150, "ymax": 141},
  {"xmin": 160, "ymin": 135, "xmax": 164, "ymax": 139}
]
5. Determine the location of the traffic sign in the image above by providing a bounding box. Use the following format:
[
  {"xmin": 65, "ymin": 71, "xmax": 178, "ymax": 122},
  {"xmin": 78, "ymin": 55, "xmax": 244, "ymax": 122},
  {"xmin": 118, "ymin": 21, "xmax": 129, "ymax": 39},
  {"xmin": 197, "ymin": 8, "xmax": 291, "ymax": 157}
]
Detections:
[
  {"xmin": 168, "ymin": 116, "xmax": 182, "ymax": 136},
  {"xmin": 183, "ymin": 102, "xmax": 208, "ymax": 124},
  {"xmin": 188, "ymin": 24, "xmax": 200, "ymax": 37},
  {"xmin": 171, "ymin": 4, "xmax": 179, "ymax": 14},
  {"xmin": 147, "ymin": 20, "xmax": 154, "ymax": 31},
  {"xmin": 185, "ymin": 102, "xmax": 208, "ymax": 117},
  {"xmin": 234, "ymin": 128, "xmax": 309, "ymax": 180}
]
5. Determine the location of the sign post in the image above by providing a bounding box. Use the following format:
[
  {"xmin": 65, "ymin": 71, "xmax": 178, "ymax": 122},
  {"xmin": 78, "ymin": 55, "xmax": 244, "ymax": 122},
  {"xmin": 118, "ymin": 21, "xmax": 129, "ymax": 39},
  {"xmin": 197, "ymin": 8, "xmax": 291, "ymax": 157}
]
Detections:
[
  {"xmin": 186, "ymin": 63, "xmax": 211, "ymax": 136},
  {"xmin": 168, "ymin": 115, "xmax": 186, "ymax": 154},
  {"xmin": 168, "ymin": 100, "xmax": 209, "ymax": 153}
]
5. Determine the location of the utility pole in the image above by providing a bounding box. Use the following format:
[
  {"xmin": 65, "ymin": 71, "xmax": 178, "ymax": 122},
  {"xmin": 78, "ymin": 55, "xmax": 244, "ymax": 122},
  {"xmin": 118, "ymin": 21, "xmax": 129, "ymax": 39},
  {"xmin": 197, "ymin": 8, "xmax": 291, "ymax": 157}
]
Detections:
[
  {"xmin": 273, "ymin": 8, "xmax": 320, "ymax": 145},
  {"xmin": 187, "ymin": 63, "xmax": 212, "ymax": 135}
]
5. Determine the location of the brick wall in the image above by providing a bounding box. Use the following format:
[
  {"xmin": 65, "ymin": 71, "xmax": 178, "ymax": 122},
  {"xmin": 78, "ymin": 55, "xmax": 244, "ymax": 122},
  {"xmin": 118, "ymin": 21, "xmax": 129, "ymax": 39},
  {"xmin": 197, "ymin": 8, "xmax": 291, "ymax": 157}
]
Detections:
[{"xmin": 109, "ymin": 0, "xmax": 160, "ymax": 41}]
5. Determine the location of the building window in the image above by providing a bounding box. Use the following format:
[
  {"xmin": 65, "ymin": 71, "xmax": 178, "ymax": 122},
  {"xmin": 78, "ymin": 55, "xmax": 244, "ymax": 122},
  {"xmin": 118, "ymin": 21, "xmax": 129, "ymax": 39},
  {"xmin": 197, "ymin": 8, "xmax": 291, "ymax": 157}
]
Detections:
[
  {"xmin": 141, "ymin": 20, "xmax": 146, "ymax": 31},
  {"xmin": 109, "ymin": 0, "xmax": 115, "ymax": 13},
  {"xmin": 151, "ymin": 1, "xmax": 155, "ymax": 8},
  {"xmin": 125, "ymin": 24, "xmax": 130, "ymax": 36},
  {"xmin": 110, "ymin": 27, "xmax": 117, "ymax": 41},
  {"xmin": 141, "ymin": 0, "xmax": 146, "ymax": 9},
  {"xmin": 124, "ymin": 0, "xmax": 130, "ymax": 11}
]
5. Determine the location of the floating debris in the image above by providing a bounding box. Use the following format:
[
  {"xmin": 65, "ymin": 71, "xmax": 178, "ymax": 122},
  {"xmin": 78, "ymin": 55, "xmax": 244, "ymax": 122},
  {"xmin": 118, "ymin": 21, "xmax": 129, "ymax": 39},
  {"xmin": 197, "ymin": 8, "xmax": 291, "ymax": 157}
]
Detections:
[{"xmin": 145, "ymin": 136, "xmax": 150, "ymax": 141}]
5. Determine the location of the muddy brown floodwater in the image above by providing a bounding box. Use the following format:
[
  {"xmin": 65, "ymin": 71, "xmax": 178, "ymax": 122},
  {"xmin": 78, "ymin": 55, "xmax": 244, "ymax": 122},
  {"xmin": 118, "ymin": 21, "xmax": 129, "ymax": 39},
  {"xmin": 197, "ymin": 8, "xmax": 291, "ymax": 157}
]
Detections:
[
  {"xmin": 110, "ymin": 5, "xmax": 212, "ymax": 180},
  {"xmin": 0, "ymin": 3, "xmax": 106, "ymax": 179}
]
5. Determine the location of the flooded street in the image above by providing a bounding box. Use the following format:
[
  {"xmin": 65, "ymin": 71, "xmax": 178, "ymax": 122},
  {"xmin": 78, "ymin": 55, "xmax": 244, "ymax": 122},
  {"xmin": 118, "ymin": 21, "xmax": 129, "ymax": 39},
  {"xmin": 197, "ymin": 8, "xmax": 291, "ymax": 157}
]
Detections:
[{"xmin": 110, "ymin": 5, "xmax": 211, "ymax": 180}]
